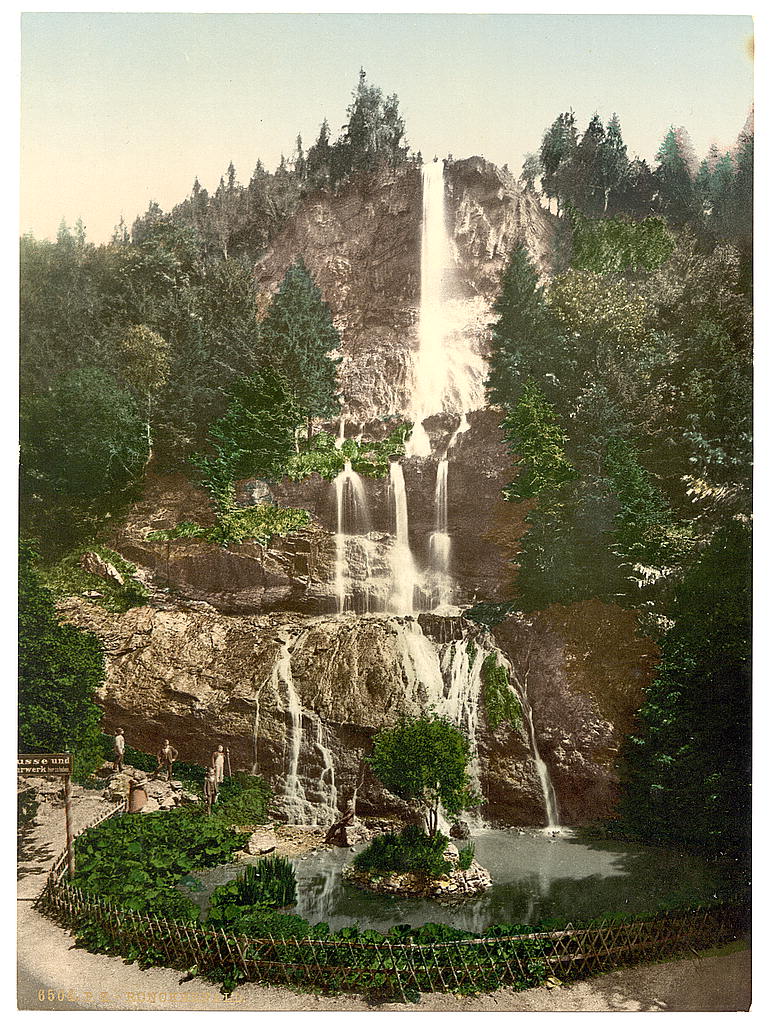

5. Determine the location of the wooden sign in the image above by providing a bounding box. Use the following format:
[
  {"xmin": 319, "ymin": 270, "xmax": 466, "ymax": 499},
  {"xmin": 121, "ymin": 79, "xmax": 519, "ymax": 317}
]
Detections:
[{"xmin": 18, "ymin": 754, "xmax": 73, "ymax": 776}]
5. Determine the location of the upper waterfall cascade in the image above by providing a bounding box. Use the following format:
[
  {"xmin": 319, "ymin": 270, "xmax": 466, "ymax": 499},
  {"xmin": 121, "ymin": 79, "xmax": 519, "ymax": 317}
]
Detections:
[{"xmin": 332, "ymin": 162, "xmax": 488, "ymax": 617}]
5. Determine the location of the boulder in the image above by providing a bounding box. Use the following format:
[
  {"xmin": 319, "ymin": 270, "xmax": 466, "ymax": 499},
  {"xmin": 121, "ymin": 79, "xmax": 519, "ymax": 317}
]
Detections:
[{"xmin": 80, "ymin": 551, "xmax": 125, "ymax": 587}]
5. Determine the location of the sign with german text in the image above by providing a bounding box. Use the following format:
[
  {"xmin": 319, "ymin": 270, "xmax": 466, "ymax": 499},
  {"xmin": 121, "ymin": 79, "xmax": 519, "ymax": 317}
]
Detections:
[{"xmin": 18, "ymin": 754, "xmax": 73, "ymax": 776}]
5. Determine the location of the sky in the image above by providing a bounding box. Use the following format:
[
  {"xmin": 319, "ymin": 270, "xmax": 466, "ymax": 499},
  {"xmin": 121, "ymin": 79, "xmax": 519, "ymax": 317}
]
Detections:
[{"xmin": 20, "ymin": 12, "xmax": 754, "ymax": 244}]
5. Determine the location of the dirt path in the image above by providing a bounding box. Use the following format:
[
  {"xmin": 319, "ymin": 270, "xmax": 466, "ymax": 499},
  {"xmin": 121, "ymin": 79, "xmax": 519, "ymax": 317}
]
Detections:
[{"xmin": 17, "ymin": 784, "xmax": 751, "ymax": 1011}]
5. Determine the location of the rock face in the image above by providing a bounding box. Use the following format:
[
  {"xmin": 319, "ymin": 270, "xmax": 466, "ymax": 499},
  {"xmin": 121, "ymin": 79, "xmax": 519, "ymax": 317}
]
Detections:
[
  {"xmin": 494, "ymin": 603, "xmax": 659, "ymax": 824},
  {"xmin": 254, "ymin": 158, "xmax": 564, "ymax": 423},
  {"xmin": 59, "ymin": 591, "xmax": 653, "ymax": 829}
]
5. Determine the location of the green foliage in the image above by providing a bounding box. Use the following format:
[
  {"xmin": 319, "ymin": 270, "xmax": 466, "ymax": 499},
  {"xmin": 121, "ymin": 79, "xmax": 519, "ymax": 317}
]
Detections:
[
  {"xmin": 619, "ymin": 521, "xmax": 751, "ymax": 862},
  {"xmin": 41, "ymin": 545, "xmax": 149, "ymax": 613},
  {"xmin": 21, "ymin": 367, "xmax": 148, "ymax": 501},
  {"xmin": 481, "ymin": 655, "xmax": 521, "ymax": 731},
  {"xmin": 457, "ymin": 842, "xmax": 475, "ymax": 871},
  {"xmin": 463, "ymin": 601, "xmax": 516, "ymax": 627},
  {"xmin": 330, "ymin": 69, "xmax": 410, "ymax": 184},
  {"xmin": 570, "ymin": 209, "xmax": 675, "ymax": 273},
  {"xmin": 207, "ymin": 857, "xmax": 297, "ymax": 926},
  {"xmin": 354, "ymin": 825, "xmax": 451, "ymax": 878},
  {"xmin": 147, "ymin": 504, "xmax": 311, "ymax": 550},
  {"xmin": 212, "ymin": 772, "xmax": 272, "ymax": 827},
  {"xmin": 485, "ymin": 245, "xmax": 559, "ymax": 408},
  {"xmin": 259, "ymin": 258, "xmax": 341, "ymax": 428},
  {"xmin": 368, "ymin": 714, "xmax": 478, "ymax": 835},
  {"xmin": 191, "ymin": 367, "xmax": 301, "ymax": 511},
  {"xmin": 18, "ymin": 542, "xmax": 105, "ymax": 779},
  {"xmin": 502, "ymin": 382, "xmax": 576, "ymax": 501},
  {"xmin": 284, "ymin": 423, "xmax": 411, "ymax": 482},
  {"xmin": 72, "ymin": 807, "xmax": 246, "ymax": 916},
  {"xmin": 20, "ymin": 367, "xmax": 149, "ymax": 550}
]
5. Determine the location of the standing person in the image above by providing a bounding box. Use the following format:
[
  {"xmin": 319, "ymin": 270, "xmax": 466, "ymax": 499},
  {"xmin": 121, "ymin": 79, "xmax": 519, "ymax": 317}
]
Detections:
[
  {"xmin": 156, "ymin": 739, "xmax": 178, "ymax": 781},
  {"xmin": 211, "ymin": 744, "xmax": 226, "ymax": 784},
  {"xmin": 203, "ymin": 767, "xmax": 219, "ymax": 816},
  {"xmin": 113, "ymin": 728, "xmax": 125, "ymax": 773}
]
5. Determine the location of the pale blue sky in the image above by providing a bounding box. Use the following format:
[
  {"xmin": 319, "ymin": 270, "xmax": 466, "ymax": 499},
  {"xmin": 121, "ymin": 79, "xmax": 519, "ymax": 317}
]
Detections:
[{"xmin": 20, "ymin": 12, "xmax": 753, "ymax": 243}]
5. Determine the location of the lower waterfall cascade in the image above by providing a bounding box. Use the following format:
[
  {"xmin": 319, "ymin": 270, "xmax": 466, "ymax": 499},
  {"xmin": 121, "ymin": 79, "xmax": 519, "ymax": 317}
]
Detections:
[{"xmin": 256, "ymin": 615, "xmax": 561, "ymax": 829}]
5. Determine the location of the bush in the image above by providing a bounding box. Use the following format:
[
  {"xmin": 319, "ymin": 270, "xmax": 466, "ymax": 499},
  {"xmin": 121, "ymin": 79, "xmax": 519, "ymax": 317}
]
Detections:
[
  {"xmin": 353, "ymin": 825, "xmax": 451, "ymax": 879},
  {"xmin": 284, "ymin": 423, "xmax": 411, "ymax": 482},
  {"xmin": 41, "ymin": 545, "xmax": 149, "ymax": 613},
  {"xmin": 457, "ymin": 842, "xmax": 475, "ymax": 871},
  {"xmin": 214, "ymin": 772, "xmax": 272, "ymax": 826},
  {"xmin": 481, "ymin": 654, "xmax": 521, "ymax": 731},
  {"xmin": 147, "ymin": 504, "xmax": 311, "ymax": 549}
]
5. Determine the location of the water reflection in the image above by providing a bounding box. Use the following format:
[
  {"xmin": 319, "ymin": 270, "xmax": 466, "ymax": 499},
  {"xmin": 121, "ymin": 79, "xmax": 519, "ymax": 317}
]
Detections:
[{"xmin": 190, "ymin": 829, "xmax": 723, "ymax": 935}]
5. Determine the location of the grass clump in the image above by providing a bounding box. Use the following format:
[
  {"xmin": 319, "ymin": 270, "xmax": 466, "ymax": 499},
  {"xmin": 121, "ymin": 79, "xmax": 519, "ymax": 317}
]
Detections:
[
  {"xmin": 457, "ymin": 842, "xmax": 475, "ymax": 871},
  {"xmin": 353, "ymin": 825, "xmax": 451, "ymax": 879},
  {"xmin": 207, "ymin": 857, "xmax": 297, "ymax": 927}
]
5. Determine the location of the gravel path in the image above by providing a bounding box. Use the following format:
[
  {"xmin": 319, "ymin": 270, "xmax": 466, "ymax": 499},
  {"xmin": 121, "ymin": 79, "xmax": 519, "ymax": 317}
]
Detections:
[{"xmin": 17, "ymin": 783, "xmax": 751, "ymax": 1012}]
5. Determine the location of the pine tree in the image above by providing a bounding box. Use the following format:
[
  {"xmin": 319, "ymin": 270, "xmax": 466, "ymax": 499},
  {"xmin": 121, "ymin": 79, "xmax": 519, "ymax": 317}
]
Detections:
[
  {"xmin": 485, "ymin": 245, "xmax": 559, "ymax": 409},
  {"xmin": 601, "ymin": 113, "xmax": 629, "ymax": 213},
  {"xmin": 654, "ymin": 127, "xmax": 699, "ymax": 225},
  {"xmin": 539, "ymin": 111, "xmax": 578, "ymax": 214},
  {"xmin": 260, "ymin": 258, "xmax": 341, "ymax": 438}
]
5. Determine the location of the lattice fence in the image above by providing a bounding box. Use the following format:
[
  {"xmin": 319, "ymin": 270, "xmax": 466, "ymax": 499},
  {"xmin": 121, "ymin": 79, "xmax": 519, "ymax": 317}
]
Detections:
[{"xmin": 36, "ymin": 845, "xmax": 748, "ymax": 999}]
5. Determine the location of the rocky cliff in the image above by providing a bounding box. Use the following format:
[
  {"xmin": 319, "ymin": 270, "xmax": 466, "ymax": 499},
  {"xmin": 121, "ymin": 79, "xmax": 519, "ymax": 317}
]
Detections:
[
  {"xmin": 60, "ymin": 589, "xmax": 653, "ymax": 828},
  {"xmin": 254, "ymin": 158, "xmax": 565, "ymax": 423}
]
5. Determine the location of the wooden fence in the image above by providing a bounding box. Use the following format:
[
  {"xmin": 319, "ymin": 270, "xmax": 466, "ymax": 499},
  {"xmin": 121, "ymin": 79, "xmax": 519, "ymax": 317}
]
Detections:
[{"xmin": 36, "ymin": 827, "xmax": 749, "ymax": 999}]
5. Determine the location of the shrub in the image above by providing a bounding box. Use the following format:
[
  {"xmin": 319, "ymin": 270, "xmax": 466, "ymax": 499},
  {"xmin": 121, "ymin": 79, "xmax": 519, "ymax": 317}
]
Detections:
[
  {"xmin": 41, "ymin": 545, "xmax": 149, "ymax": 612},
  {"xmin": 284, "ymin": 422, "xmax": 412, "ymax": 482},
  {"xmin": 457, "ymin": 842, "xmax": 475, "ymax": 871},
  {"xmin": 147, "ymin": 504, "xmax": 311, "ymax": 549},
  {"xmin": 353, "ymin": 825, "xmax": 451, "ymax": 879},
  {"xmin": 214, "ymin": 772, "xmax": 272, "ymax": 826},
  {"xmin": 481, "ymin": 655, "xmax": 521, "ymax": 731},
  {"xmin": 368, "ymin": 714, "xmax": 479, "ymax": 835}
]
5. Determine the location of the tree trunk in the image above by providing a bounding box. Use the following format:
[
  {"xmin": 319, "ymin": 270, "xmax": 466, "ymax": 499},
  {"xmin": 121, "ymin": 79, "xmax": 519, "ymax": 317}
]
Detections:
[{"xmin": 307, "ymin": 417, "xmax": 313, "ymax": 443}]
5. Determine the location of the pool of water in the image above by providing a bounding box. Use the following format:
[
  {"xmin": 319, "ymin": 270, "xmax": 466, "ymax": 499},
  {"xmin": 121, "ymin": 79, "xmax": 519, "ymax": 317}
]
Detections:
[{"xmin": 187, "ymin": 828, "xmax": 725, "ymax": 934}]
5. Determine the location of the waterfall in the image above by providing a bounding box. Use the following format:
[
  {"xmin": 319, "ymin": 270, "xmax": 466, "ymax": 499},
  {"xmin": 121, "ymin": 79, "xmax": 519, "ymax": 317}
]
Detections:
[
  {"xmin": 333, "ymin": 460, "xmax": 372, "ymax": 614},
  {"xmin": 406, "ymin": 159, "xmax": 452, "ymax": 458},
  {"xmin": 510, "ymin": 672, "xmax": 560, "ymax": 828},
  {"xmin": 272, "ymin": 637, "xmax": 314, "ymax": 824},
  {"xmin": 270, "ymin": 635, "xmax": 339, "ymax": 826},
  {"xmin": 388, "ymin": 460, "xmax": 420, "ymax": 615}
]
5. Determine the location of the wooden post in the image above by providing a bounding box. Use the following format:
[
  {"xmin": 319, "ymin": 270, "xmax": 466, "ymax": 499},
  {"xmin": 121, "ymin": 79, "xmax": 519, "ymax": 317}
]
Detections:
[{"xmin": 64, "ymin": 774, "xmax": 75, "ymax": 880}]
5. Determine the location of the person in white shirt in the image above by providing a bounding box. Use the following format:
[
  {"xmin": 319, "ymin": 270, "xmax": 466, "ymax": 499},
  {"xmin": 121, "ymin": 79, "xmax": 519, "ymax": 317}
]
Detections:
[{"xmin": 113, "ymin": 728, "xmax": 125, "ymax": 772}]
